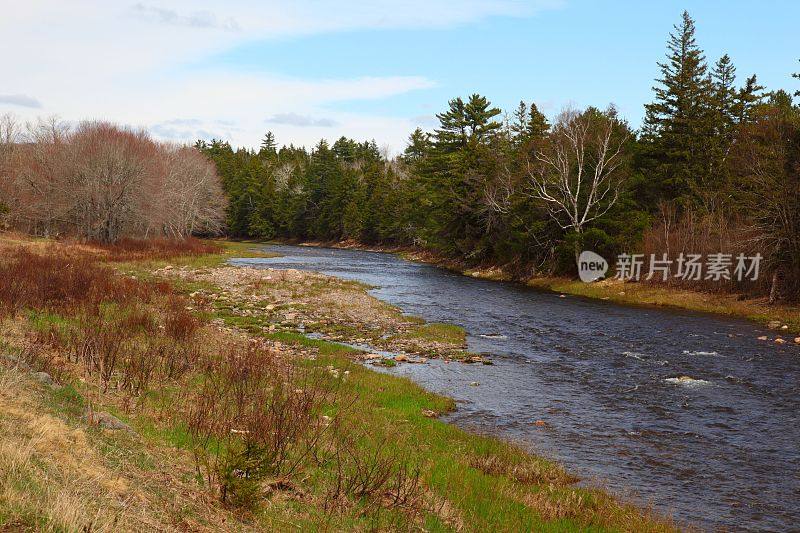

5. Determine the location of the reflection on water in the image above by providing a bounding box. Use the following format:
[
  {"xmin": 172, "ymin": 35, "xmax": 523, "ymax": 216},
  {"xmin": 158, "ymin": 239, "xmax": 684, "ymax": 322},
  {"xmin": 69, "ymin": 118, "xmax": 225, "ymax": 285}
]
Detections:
[{"xmin": 233, "ymin": 244, "xmax": 800, "ymax": 531}]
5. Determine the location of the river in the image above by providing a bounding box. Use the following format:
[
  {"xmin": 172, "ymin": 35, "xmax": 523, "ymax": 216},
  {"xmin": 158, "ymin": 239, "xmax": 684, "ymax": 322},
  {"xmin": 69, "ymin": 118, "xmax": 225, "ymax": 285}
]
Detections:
[{"xmin": 232, "ymin": 243, "xmax": 800, "ymax": 531}]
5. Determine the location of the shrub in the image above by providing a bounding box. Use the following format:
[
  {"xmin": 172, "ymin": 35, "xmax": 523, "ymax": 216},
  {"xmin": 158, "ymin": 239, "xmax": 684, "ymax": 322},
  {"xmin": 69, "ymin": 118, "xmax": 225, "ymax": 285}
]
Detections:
[
  {"xmin": 0, "ymin": 246, "xmax": 156, "ymax": 317},
  {"xmin": 186, "ymin": 343, "xmax": 336, "ymax": 507}
]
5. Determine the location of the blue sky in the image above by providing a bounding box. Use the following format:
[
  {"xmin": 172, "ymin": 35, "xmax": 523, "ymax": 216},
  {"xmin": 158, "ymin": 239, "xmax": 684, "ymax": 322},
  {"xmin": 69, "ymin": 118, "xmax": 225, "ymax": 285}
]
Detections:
[{"xmin": 2, "ymin": 1, "xmax": 798, "ymax": 152}]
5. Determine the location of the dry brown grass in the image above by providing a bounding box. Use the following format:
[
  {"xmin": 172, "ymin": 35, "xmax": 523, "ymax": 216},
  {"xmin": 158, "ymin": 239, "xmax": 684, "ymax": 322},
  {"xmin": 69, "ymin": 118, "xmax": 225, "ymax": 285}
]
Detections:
[
  {"xmin": 0, "ymin": 367, "xmax": 232, "ymax": 532},
  {"xmin": 469, "ymin": 453, "xmax": 576, "ymax": 486}
]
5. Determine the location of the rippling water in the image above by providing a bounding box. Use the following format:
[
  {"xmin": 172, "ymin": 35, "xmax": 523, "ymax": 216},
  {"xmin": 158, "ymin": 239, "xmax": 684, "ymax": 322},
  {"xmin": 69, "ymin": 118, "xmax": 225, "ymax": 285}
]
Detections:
[{"xmin": 233, "ymin": 244, "xmax": 800, "ymax": 531}]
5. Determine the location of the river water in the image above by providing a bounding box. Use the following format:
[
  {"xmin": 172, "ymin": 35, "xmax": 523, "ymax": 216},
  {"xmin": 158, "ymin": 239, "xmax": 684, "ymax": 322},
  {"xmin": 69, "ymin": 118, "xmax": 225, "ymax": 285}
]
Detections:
[{"xmin": 233, "ymin": 244, "xmax": 800, "ymax": 531}]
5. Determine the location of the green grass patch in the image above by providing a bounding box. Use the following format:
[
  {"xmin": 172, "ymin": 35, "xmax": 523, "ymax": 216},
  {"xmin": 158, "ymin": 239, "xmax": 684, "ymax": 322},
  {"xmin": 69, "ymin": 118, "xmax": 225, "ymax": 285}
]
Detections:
[{"xmin": 395, "ymin": 322, "xmax": 467, "ymax": 345}]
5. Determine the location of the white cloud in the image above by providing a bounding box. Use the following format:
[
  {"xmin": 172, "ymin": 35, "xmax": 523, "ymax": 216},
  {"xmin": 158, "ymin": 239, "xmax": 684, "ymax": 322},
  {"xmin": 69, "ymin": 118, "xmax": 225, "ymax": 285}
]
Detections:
[
  {"xmin": 0, "ymin": 94, "xmax": 42, "ymax": 109},
  {"xmin": 0, "ymin": 1, "xmax": 560, "ymax": 151},
  {"xmin": 267, "ymin": 113, "xmax": 339, "ymax": 128},
  {"xmin": 131, "ymin": 3, "xmax": 241, "ymax": 32}
]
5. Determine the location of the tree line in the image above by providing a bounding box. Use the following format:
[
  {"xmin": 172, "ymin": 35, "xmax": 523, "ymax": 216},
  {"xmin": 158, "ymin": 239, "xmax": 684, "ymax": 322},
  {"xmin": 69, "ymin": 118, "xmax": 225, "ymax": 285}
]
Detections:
[
  {"xmin": 0, "ymin": 119, "xmax": 226, "ymax": 243},
  {"xmin": 198, "ymin": 12, "xmax": 800, "ymax": 300}
]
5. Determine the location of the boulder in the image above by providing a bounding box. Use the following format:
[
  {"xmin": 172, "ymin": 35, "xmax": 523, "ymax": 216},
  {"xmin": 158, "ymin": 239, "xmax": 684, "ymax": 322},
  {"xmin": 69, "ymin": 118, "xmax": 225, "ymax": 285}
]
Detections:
[
  {"xmin": 1, "ymin": 353, "xmax": 31, "ymax": 372},
  {"xmin": 775, "ymin": 338, "xmax": 787, "ymax": 345},
  {"xmin": 767, "ymin": 320, "xmax": 782, "ymax": 330},
  {"xmin": 421, "ymin": 409, "xmax": 437, "ymax": 418},
  {"xmin": 31, "ymin": 371, "xmax": 56, "ymax": 387},
  {"xmin": 90, "ymin": 411, "xmax": 134, "ymax": 433},
  {"xmin": 394, "ymin": 354, "xmax": 409, "ymax": 362}
]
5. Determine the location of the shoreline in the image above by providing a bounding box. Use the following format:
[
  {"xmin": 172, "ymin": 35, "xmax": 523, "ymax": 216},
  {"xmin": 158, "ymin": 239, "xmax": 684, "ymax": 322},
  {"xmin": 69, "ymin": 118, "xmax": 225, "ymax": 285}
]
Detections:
[
  {"xmin": 0, "ymin": 234, "xmax": 676, "ymax": 530},
  {"xmin": 265, "ymin": 238, "xmax": 800, "ymax": 337}
]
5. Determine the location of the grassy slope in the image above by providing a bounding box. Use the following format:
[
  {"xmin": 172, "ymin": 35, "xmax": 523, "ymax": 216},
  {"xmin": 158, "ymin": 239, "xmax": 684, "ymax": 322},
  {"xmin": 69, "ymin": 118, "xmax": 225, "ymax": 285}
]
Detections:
[{"xmin": 0, "ymin": 236, "xmax": 674, "ymax": 531}]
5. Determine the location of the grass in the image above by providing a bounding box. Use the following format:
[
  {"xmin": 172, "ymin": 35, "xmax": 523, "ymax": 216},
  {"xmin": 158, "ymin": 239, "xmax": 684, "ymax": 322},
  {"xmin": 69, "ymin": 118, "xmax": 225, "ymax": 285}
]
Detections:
[
  {"xmin": 0, "ymin": 232, "xmax": 675, "ymax": 531},
  {"xmin": 396, "ymin": 322, "xmax": 467, "ymax": 345},
  {"xmin": 528, "ymin": 276, "xmax": 800, "ymax": 334}
]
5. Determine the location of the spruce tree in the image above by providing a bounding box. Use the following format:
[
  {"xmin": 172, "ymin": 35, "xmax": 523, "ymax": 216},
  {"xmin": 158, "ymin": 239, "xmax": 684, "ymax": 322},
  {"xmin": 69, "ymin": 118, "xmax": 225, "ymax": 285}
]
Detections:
[
  {"xmin": 259, "ymin": 131, "xmax": 277, "ymax": 155},
  {"xmin": 403, "ymin": 128, "xmax": 431, "ymax": 162},
  {"xmin": 642, "ymin": 11, "xmax": 714, "ymax": 205},
  {"xmin": 527, "ymin": 103, "xmax": 549, "ymax": 138}
]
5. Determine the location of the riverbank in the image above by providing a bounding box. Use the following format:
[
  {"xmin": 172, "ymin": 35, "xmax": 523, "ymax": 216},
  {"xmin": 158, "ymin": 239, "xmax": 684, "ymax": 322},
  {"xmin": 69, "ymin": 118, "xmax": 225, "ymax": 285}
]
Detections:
[
  {"xmin": 0, "ymin": 234, "xmax": 673, "ymax": 531},
  {"xmin": 291, "ymin": 239, "xmax": 800, "ymax": 337}
]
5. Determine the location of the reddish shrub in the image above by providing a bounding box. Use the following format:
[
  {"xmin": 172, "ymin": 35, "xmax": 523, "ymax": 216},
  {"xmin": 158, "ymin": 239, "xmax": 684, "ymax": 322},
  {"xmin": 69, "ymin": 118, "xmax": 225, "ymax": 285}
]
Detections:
[
  {"xmin": 0, "ymin": 246, "xmax": 157, "ymax": 317},
  {"xmin": 94, "ymin": 237, "xmax": 221, "ymax": 262}
]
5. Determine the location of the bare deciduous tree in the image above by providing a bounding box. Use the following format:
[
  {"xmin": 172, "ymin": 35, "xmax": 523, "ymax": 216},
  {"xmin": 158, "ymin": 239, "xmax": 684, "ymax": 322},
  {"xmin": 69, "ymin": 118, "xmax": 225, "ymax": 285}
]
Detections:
[
  {"xmin": 526, "ymin": 107, "xmax": 629, "ymax": 259},
  {"xmin": 0, "ymin": 116, "xmax": 227, "ymax": 243}
]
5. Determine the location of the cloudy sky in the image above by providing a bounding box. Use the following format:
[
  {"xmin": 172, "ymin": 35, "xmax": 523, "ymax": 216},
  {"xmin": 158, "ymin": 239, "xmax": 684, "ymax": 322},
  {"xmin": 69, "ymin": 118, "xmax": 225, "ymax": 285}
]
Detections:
[{"xmin": 1, "ymin": 1, "xmax": 798, "ymax": 152}]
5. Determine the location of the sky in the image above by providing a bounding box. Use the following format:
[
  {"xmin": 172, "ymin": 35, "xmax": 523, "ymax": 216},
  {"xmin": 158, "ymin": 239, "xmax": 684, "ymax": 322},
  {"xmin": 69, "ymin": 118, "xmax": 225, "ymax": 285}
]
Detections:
[{"xmin": 1, "ymin": 1, "xmax": 798, "ymax": 153}]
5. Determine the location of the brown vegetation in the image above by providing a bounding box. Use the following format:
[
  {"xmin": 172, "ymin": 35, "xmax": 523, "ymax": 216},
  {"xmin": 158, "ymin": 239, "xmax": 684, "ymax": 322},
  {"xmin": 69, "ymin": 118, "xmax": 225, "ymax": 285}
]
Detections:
[{"xmin": 0, "ymin": 116, "xmax": 226, "ymax": 243}]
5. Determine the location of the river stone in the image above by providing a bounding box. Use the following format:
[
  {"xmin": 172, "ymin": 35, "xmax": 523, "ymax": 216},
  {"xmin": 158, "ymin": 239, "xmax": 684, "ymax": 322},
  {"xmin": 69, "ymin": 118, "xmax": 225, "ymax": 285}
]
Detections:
[{"xmin": 767, "ymin": 320, "xmax": 782, "ymax": 329}]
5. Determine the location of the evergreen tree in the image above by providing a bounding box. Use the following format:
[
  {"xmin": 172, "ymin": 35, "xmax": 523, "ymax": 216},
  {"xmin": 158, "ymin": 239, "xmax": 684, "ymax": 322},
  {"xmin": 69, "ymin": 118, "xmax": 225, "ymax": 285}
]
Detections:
[
  {"xmin": 403, "ymin": 128, "xmax": 431, "ymax": 162},
  {"xmin": 642, "ymin": 11, "xmax": 714, "ymax": 205},
  {"xmin": 434, "ymin": 97, "xmax": 468, "ymax": 151},
  {"xmin": 526, "ymin": 103, "xmax": 549, "ymax": 139},
  {"xmin": 464, "ymin": 94, "xmax": 502, "ymax": 143},
  {"xmin": 259, "ymin": 131, "xmax": 277, "ymax": 155}
]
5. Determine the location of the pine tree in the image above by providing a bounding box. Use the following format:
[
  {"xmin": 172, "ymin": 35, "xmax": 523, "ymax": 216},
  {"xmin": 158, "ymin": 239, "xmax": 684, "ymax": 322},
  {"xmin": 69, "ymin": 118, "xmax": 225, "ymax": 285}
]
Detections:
[
  {"xmin": 735, "ymin": 75, "xmax": 765, "ymax": 124},
  {"xmin": 434, "ymin": 97, "xmax": 468, "ymax": 151},
  {"xmin": 712, "ymin": 54, "xmax": 737, "ymax": 131},
  {"xmin": 642, "ymin": 10, "xmax": 715, "ymax": 206},
  {"xmin": 527, "ymin": 103, "xmax": 549, "ymax": 139},
  {"xmin": 403, "ymin": 128, "xmax": 431, "ymax": 162},
  {"xmin": 464, "ymin": 94, "xmax": 502, "ymax": 143},
  {"xmin": 259, "ymin": 131, "xmax": 277, "ymax": 155},
  {"xmin": 511, "ymin": 101, "xmax": 530, "ymax": 140}
]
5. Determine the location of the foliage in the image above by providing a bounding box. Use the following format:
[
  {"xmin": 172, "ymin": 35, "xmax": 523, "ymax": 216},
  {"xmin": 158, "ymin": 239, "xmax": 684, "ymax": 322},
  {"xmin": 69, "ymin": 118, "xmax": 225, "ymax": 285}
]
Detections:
[{"xmin": 197, "ymin": 11, "xmax": 799, "ymax": 300}]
